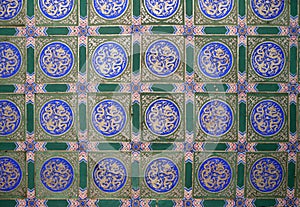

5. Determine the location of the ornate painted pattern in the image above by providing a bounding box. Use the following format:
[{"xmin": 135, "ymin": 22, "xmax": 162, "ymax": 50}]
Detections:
[
  {"xmin": 0, "ymin": 0, "xmax": 22, "ymax": 20},
  {"xmin": 40, "ymin": 157, "xmax": 74, "ymax": 192},
  {"xmin": 39, "ymin": 99, "xmax": 74, "ymax": 136},
  {"xmin": 39, "ymin": 42, "xmax": 74, "ymax": 79},
  {"xmin": 0, "ymin": 157, "xmax": 22, "ymax": 192},
  {"xmin": 251, "ymin": 42, "xmax": 285, "ymax": 78},
  {"xmin": 92, "ymin": 41, "xmax": 128, "ymax": 79},
  {"xmin": 91, "ymin": 100, "xmax": 127, "ymax": 137},
  {"xmin": 144, "ymin": 0, "xmax": 180, "ymax": 19},
  {"xmin": 197, "ymin": 42, "xmax": 233, "ymax": 79},
  {"xmin": 93, "ymin": 158, "xmax": 127, "ymax": 193},
  {"xmin": 38, "ymin": 0, "xmax": 74, "ymax": 20},
  {"xmin": 198, "ymin": 99, "xmax": 233, "ymax": 137},
  {"xmin": 0, "ymin": 42, "xmax": 22, "ymax": 79},
  {"xmin": 250, "ymin": 0, "xmax": 285, "ymax": 20},
  {"xmin": 198, "ymin": 0, "xmax": 233, "ymax": 20},
  {"xmin": 197, "ymin": 157, "xmax": 232, "ymax": 193},
  {"xmin": 0, "ymin": 100, "xmax": 21, "ymax": 136},
  {"xmin": 145, "ymin": 40, "xmax": 180, "ymax": 77},
  {"xmin": 93, "ymin": 0, "xmax": 128, "ymax": 19},
  {"xmin": 249, "ymin": 157, "xmax": 283, "ymax": 192},
  {"xmin": 144, "ymin": 158, "xmax": 179, "ymax": 193},
  {"xmin": 250, "ymin": 100, "xmax": 285, "ymax": 136},
  {"xmin": 145, "ymin": 99, "xmax": 181, "ymax": 136}
]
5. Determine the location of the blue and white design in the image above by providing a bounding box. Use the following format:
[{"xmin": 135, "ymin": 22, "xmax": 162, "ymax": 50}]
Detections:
[
  {"xmin": 145, "ymin": 40, "xmax": 180, "ymax": 77},
  {"xmin": 92, "ymin": 100, "xmax": 127, "ymax": 137},
  {"xmin": 92, "ymin": 42, "xmax": 128, "ymax": 79},
  {"xmin": 0, "ymin": 100, "xmax": 21, "ymax": 136},
  {"xmin": 0, "ymin": 42, "xmax": 22, "ymax": 79},
  {"xmin": 251, "ymin": 41, "xmax": 285, "ymax": 78},
  {"xmin": 198, "ymin": 99, "xmax": 233, "ymax": 137},
  {"xmin": 40, "ymin": 157, "xmax": 74, "ymax": 192},
  {"xmin": 93, "ymin": 0, "xmax": 128, "ymax": 19},
  {"xmin": 38, "ymin": 0, "xmax": 74, "ymax": 20},
  {"xmin": 0, "ymin": 157, "xmax": 22, "ymax": 192},
  {"xmin": 144, "ymin": 0, "xmax": 180, "ymax": 19},
  {"xmin": 250, "ymin": 100, "xmax": 284, "ymax": 136},
  {"xmin": 39, "ymin": 42, "xmax": 74, "ymax": 79},
  {"xmin": 198, "ymin": 0, "xmax": 234, "ymax": 20},
  {"xmin": 39, "ymin": 100, "xmax": 74, "ymax": 136},
  {"xmin": 145, "ymin": 99, "xmax": 181, "ymax": 136},
  {"xmin": 251, "ymin": 0, "xmax": 284, "ymax": 20},
  {"xmin": 145, "ymin": 158, "xmax": 179, "ymax": 193},
  {"xmin": 198, "ymin": 42, "xmax": 233, "ymax": 79},
  {"xmin": 250, "ymin": 157, "xmax": 283, "ymax": 192},
  {"xmin": 198, "ymin": 157, "xmax": 232, "ymax": 193},
  {"xmin": 93, "ymin": 158, "xmax": 127, "ymax": 192},
  {"xmin": 0, "ymin": 0, "xmax": 22, "ymax": 20}
]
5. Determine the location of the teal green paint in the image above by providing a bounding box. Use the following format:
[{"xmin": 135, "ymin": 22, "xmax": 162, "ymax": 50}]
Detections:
[
  {"xmin": 203, "ymin": 143, "xmax": 227, "ymax": 151},
  {"xmin": 186, "ymin": 102, "xmax": 193, "ymax": 132},
  {"xmin": 204, "ymin": 27, "xmax": 227, "ymax": 34},
  {"xmin": 79, "ymin": 103, "xmax": 86, "ymax": 131},
  {"xmin": 237, "ymin": 163, "xmax": 244, "ymax": 187},
  {"xmin": 98, "ymin": 84, "xmax": 121, "ymax": 92},
  {"xmin": 290, "ymin": 103, "xmax": 296, "ymax": 134},
  {"xmin": 186, "ymin": 0, "xmax": 193, "ymax": 17},
  {"xmin": 239, "ymin": 0, "xmax": 245, "ymax": 16},
  {"xmin": 186, "ymin": 46, "xmax": 193, "ymax": 73},
  {"xmin": 132, "ymin": 161, "xmax": 139, "ymax": 189},
  {"xmin": 80, "ymin": 0, "xmax": 87, "ymax": 17},
  {"xmin": 27, "ymin": 0, "xmax": 34, "ymax": 17},
  {"xmin": 133, "ymin": 103, "xmax": 139, "ymax": 133},
  {"xmin": 149, "ymin": 200, "xmax": 156, "ymax": 207},
  {"xmin": 150, "ymin": 143, "xmax": 174, "ymax": 150},
  {"xmin": 151, "ymin": 26, "xmax": 175, "ymax": 34},
  {"xmin": 239, "ymin": 102, "xmax": 246, "ymax": 133},
  {"xmin": 133, "ymin": 43, "xmax": 140, "ymax": 74},
  {"xmin": 28, "ymin": 162, "xmax": 34, "ymax": 189},
  {"xmin": 27, "ymin": 47, "xmax": 34, "ymax": 74},
  {"xmin": 157, "ymin": 200, "xmax": 174, "ymax": 207},
  {"xmin": 97, "ymin": 200, "xmax": 121, "ymax": 207},
  {"xmin": 239, "ymin": 45, "xmax": 246, "ymax": 73},
  {"xmin": 0, "ymin": 143, "xmax": 16, "ymax": 150},
  {"xmin": 46, "ymin": 27, "xmax": 69, "ymax": 35},
  {"xmin": 79, "ymin": 46, "xmax": 86, "ymax": 73},
  {"xmin": 0, "ymin": 200, "xmax": 16, "ymax": 207},
  {"xmin": 291, "ymin": 0, "xmax": 298, "ymax": 17},
  {"xmin": 151, "ymin": 84, "xmax": 175, "ymax": 92},
  {"xmin": 27, "ymin": 103, "xmax": 34, "ymax": 133},
  {"xmin": 254, "ymin": 199, "xmax": 276, "ymax": 207},
  {"xmin": 45, "ymin": 84, "xmax": 68, "ymax": 92},
  {"xmin": 288, "ymin": 162, "xmax": 295, "ymax": 189},
  {"xmin": 255, "ymin": 84, "xmax": 279, "ymax": 92},
  {"xmin": 290, "ymin": 46, "xmax": 297, "ymax": 75},
  {"xmin": 203, "ymin": 200, "xmax": 225, "ymax": 207},
  {"xmin": 0, "ymin": 28, "xmax": 16, "ymax": 36},
  {"xmin": 255, "ymin": 143, "xmax": 279, "ymax": 151},
  {"xmin": 80, "ymin": 161, "xmax": 87, "ymax": 189},
  {"xmin": 256, "ymin": 27, "xmax": 280, "ymax": 35},
  {"xmin": 47, "ymin": 200, "xmax": 68, "ymax": 207},
  {"xmin": 203, "ymin": 84, "xmax": 228, "ymax": 92},
  {"xmin": 133, "ymin": 0, "xmax": 140, "ymax": 16},
  {"xmin": 45, "ymin": 143, "xmax": 68, "ymax": 150},
  {"xmin": 0, "ymin": 85, "xmax": 15, "ymax": 93},
  {"xmin": 98, "ymin": 27, "xmax": 122, "ymax": 34},
  {"xmin": 97, "ymin": 143, "xmax": 122, "ymax": 150},
  {"xmin": 185, "ymin": 162, "xmax": 192, "ymax": 188}
]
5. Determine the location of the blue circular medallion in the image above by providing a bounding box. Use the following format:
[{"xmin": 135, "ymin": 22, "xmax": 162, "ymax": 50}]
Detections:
[
  {"xmin": 145, "ymin": 40, "xmax": 181, "ymax": 77},
  {"xmin": 250, "ymin": 157, "xmax": 283, "ymax": 192},
  {"xmin": 93, "ymin": 0, "xmax": 128, "ymax": 19},
  {"xmin": 145, "ymin": 99, "xmax": 181, "ymax": 136},
  {"xmin": 93, "ymin": 157, "xmax": 127, "ymax": 192},
  {"xmin": 0, "ymin": 157, "xmax": 22, "ymax": 192},
  {"xmin": 197, "ymin": 42, "xmax": 233, "ymax": 79},
  {"xmin": 251, "ymin": 0, "xmax": 284, "ymax": 20},
  {"xmin": 39, "ymin": 99, "xmax": 74, "ymax": 136},
  {"xmin": 0, "ymin": 0, "xmax": 22, "ymax": 20},
  {"xmin": 144, "ymin": 0, "xmax": 180, "ymax": 19},
  {"xmin": 92, "ymin": 41, "xmax": 128, "ymax": 79},
  {"xmin": 251, "ymin": 41, "xmax": 285, "ymax": 78},
  {"xmin": 39, "ymin": 42, "xmax": 74, "ymax": 79},
  {"xmin": 0, "ymin": 100, "xmax": 21, "ymax": 136},
  {"xmin": 38, "ymin": 0, "xmax": 74, "ymax": 20},
  {"xmin": 145, "ymin": 158, "xmax": 179, "ymax": 193},
  {"xmin": 250, "ymin": 100, "xmax": 284, "ymax": 137},
  {"xmin": 198, "ymin": 0, "xmax": 234, "ymax": 20},
  {"xmin": 198, "ymin": 157, "xmax": 232, "ymax": 193},
  {"xmin": 92, "ymin": 100, "xmax": 127, "ymax": 137},
  {"xmin": 40, "ymin": 157, "xmax": 74, "ymax": 192},
  {"xmin": 198, "ymin": 99, "xmax": 233, "ymax": 137},
  {"xmin": 0, "ymin": 42, "xmax": 22, "ymax": 79}
]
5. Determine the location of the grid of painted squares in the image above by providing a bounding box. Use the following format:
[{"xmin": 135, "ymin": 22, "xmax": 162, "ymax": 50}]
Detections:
[{"xmin": 0, "ymin": 0, "xmax": 295, "ymax": 201}]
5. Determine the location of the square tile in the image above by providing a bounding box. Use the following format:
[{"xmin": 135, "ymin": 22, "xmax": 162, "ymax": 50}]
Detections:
[
  {"xmin": 35, "ymin": 93, "xmax": 78, "ymax": 142},
  {"xmin": 141, "ymin": 93, "xmax": 185, "ymax": 142},
  {"xmin": 245, "ymin": 152, "xmax": 287, "ymax": 198},
  {"xmin": 141, "ymin": 0, "xmax": 184, "ymax": 25},
  {"xmin": 0, "ymin": 0, "xmax": 26, "ymax": 26},
  {"xmin": 247, "ymin": 93, "xmax": 288, "ymax": 142},
  {"xmin": 194, "ymin": 0, "xmax": 237, "ymax": 25},
  {"xmin": 87, "ymin": 93, "xmax": 131, "ymax": 142},
  {"xmin": 194, "ymin": 36, "xmax": 238, "ymax": 83},
  {"xmin": 195, "ymin": 93, "xmax": 238, "ymax": 142},
  {"xmin": 0, "ymin": 151, "xmax": 27, "ymax": 199},
  {"xmin": 88, "ymin": 151, "xmax": 131, "ymax": 198},
  {"xmin": 140, "ymin": 151, "xmax": 184, "ymax": 199},
  {"xmin": 247, "ymin": 36, "xmax": 289, "ymax": 83},
  {"xmin": 0, "ymin": 37, "xmax": 26, "ymax": 84},
  {"xmin": 141, "ymin": 35, "xmax": 185, "ymax": 83},
  {"xmin": 35, "ymin": 0, "xmax": 79, "ymax": 26},
  {"xmin": 88, "ymin": 0, "xmax": 132, "ymax": 25},
  {"xmin": 35, "ymin": 151, "xmax": 79, "ymax": 199},
  {"xmin": 88, "ymin": 36, "xmax": 131, "ymax": 83},
  {"xmin": 193, "ymin": 152, "xmax": 237, "ymax": 198},
  {"xmin": 247, "ymin": 0, "xmax": 289, "ymax": 26},
  {"xmin": 0, "ymin": 94, "xmax": 25, "ymax": 141},
  {"xmin": 35, "ymin": 36, "xmax": 78, "ymax": 84}
]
